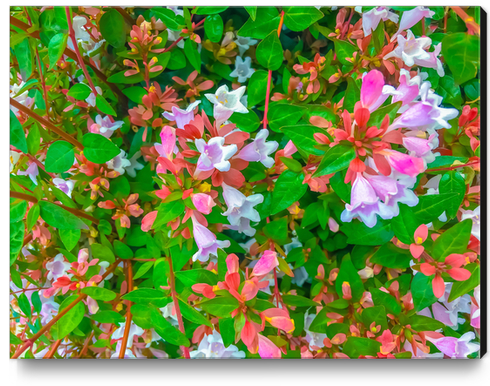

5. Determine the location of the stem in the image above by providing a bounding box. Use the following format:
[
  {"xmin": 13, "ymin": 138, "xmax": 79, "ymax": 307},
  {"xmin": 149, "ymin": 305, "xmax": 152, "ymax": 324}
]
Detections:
[
  {"xmin": 451, "ymin": 6, "xmax": 480, "ymax": 35},
  {"xmin": 427, "ymin": 160, "xmax": 480, "ymax": 172},
  {"xmin": 78, "ymin": 331, "xmax": 95, "ymax": 358},
  {"xmin": 262, "ymin": 11, "xmax": 285, "ymax": 130},
  {"xmin": 162, "ymin": 17, "xmax": 207, "ymax": 54},
  {"xmin": 119, "ymin": 261, "xmax": 133, "ymax": 358},
  {"xmin": 65, "ymin": 7, "xmax": 98, "ymax": 95},
  {"xmin": 10, "ymin": 191, "xmax": 99, "ymax": 224},
  {"xmin": 167, "ymin": 251, "xmax": 190, "ymax": 359},
  {"xmin": 43, "ymin": 339, "xmax": 62, "ymax": 359},
  {"xmin": 11, "ymin": 259, "xmax": 121, "ymax": 359},
  {"xmin": 10, "ymin": 98, "xmax": 84, "ymax": 150}
]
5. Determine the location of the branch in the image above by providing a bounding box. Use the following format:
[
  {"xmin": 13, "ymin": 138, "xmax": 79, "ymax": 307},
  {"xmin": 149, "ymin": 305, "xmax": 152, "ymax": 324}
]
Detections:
[
  {"xmin": 10, "ymin": 190, "xmax": 100, "ymax": 225},
  {"xmin": 43, "ymin": 339, "xmax": 61, "ymax": 359},
  {"xmin": 118, "ymin": 260, "xmax": 133, "ymax": 358},
  {"xmin": 11, "ymin": 258, "xmax": 121, "ymax": 359},
  {"xmin": 10, "ymin": 16, "xmax": 128, "ymax": 104},
  {"xmin": 167, "ymin": 251, "xmax": 190, "ymax": 359},
  {"xmin": 451, "ymin": 6, "xmax": 480, "ymax": 36},
  {"xmin": 10, "ymin": 98, "xmax": 84, "ymax": 150},
  {"xmin": 262, "ymin": 11, "xmax": 285, "ymax": 129}
]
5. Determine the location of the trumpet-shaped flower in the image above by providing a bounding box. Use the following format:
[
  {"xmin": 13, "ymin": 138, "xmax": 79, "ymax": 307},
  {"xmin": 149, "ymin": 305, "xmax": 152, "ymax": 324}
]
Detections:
[
  {"xmin": 192, "ymin": 216, "xmax": 230, "ymax": 262},
  {"xmin": 195, "ymin": 137, "xmax": 238, "ymax": 174},
  {"xmin": 361, "ymin": 7, "xmax": 399, "ymax": 37},
  {"xmin": 238, "ymin": 129, "xmax": 278, "ymax": 168},
  {"xmin": 162, "ymin": 100, "xmax": 201, "ymax": 129},
  {"xmin": 230, "ymin": 56, "xmax": 255, "ymax": 83},
  {"xmin": 205, "ymin": 85, "xmax": 248, "ymax": 123},
  {"xmin": 222, "ymin": 182, "xmax": 263, "ymax": 225}
]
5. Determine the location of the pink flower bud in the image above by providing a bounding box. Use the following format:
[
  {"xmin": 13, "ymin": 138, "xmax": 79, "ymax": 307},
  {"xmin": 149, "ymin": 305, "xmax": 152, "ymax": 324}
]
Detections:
[
  {"xmin": 192, "ymin": 193, "xmax": 216, "ymax": 215},
  {"xmin": 328, "ymin": 217, "xmax": 339, "ymax": 233},
  {"xmin": 252, "ymin": 250, "xmax": 279, "ymax": 277}
]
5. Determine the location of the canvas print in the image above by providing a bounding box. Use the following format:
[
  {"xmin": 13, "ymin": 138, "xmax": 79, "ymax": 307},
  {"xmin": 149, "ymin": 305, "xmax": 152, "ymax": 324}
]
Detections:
[{"xmin": 9, "ymin": 6, "xmax": 483, "ymax": 359}]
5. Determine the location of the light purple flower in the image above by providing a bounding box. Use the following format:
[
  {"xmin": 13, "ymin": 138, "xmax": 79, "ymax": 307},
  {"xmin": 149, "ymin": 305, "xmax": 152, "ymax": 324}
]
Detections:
[
  {"xmin": 222, "ymin": 182, "xmax": 263, "ymax": 226},
  {"xmin": 403, "ymin": 132, "xmax": 438, "ymax": 164},
  {"xmin": 361, "ymin": 7, "xmax": 399, "ymax": 36},
  {"xmin": 53, "ymin": 178, "xmax": 75, "ymax": 197},
  {"xmin": 461, "ymin": 206, "xmax": 481, "ymax": 240},
  {"xmin": 385, "ymin": 30, "xmax": 432, "ymax": 67},
  {"xmin": 90, "ymin": 114, "xmax": 124, "ymax": 138},
  {"xmin": 391, "ymin": 69, "xmax": 427, "ymax": 108},
  {"xmin": 112, "ymin": 321, "xmax": 144, "ymax": 349},
  {"xmin": 40, "ymin": 298, "xmax": 59, "ymax": 324},
  {"xmin": 230, "ymin": 56, "xmax": 255, "ymax": 83},
  {"xmin": 391, "ymin": 6, "xmax": 435, "ymax": 41},
  {"xmin": 225, "ymin": 217, "xmax": 257, "ymax": 237},
  {"xmin": 195, "ymin": 137, "xmax": 237, "ymax": 174},
  {"xmin": 341, "ymin": 173, "xmax": 394, "ymax": 228},
  {"xmin": 429, "ymin": 332, "xmax": 479, "ymax": 358},
  {"xmin": 18, "ymin": 162, "xmax": 39, "ymax": 185},
  {"xmin": 162, "ymin": 100, "xmax": 200, "ymax": 129},
  {"xmin": 190, "ymin": 330, "xmax": 245, "ymax": 358},
  {"xmin": 107, "ymin": 149, "xmax": 132, "ymax": 175},
  {"xmin": 192, "ymin": 216, "xmax": 230, "ymax": 262},
  {"xmin": 238, "ymin": 129, "xmax": 278, "ymax": 168},
  {"xmin": 46, "ymin": 253, "xmax": 71, "ymax": 281}
]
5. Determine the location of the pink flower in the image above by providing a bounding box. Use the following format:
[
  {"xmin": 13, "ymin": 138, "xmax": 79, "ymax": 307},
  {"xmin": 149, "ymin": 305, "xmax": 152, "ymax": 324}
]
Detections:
[
  {"xmin": 154, "ymin": 126, "xmax": 176, "ymax": 159},
  {"xmin": 391, "ymin": 6, "xmax": 435, "ymax": 41},
  {"xmin": 385, "ymin": 150, "xmax": 425, "ymax": 178},
  {"xmin": 252, "ymin": 250, "xmax": 279, "ymax": 277},
  {"xmin": 192, "ymin": 193, "xmax": 216, "ymax": 215},
  {"xmin": 261, "ymin": 308, "xmax": 295, "ymax": 333},
  {"xmin": 258, "ymin": 334, "xmax": 281, "ymax": 358},
  {"xmin": 141, "ymin": 210, "xmax": 158, "ymax": 232},
  {"xmin": 191, "ymin": 216, "xmax": 230, "ymax": 262},
  {"xmin": 410, "ymin": 224, "xmax": 428, "ymax": 259}
]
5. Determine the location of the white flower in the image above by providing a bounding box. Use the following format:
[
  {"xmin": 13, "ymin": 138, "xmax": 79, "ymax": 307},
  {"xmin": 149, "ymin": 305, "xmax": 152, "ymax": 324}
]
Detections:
[
  {"xmin": 205, "ymin": 85, "xmax": 248, "ymax": 123},
  {"xmin": 190, "ymin": 330, "xmax": 245, "ymax": 359},
  {"xmin": 85, "ymin": 86, "xmax": 102, "ymax": 107},
  {"xmin": 195, "ymin": 137, "xmax": 237, "ymax": 173},
  {"xmin": 53, "ymin": 178, "xmax": 75, "ymax": 198},
  {"xmin": 222, "ymin": 182, "xmax": 263, "ymax": 226},
  {"xmin": 112, "ymin": 322, "xmax": 144, "ymax": 348},
  {"xmin": 230, "ymin": 56, "xmax": 255, "ymax": 83},
  {"xmin": 461, "ymin": 206, "xmax": 481, "ymax": 240},
  {"xmin": 384, "ymin": 30, "xmax": 431, "ymax": 67},
  {"xmin": 125, "ymin": 151, "xmax": 145, "ymax": 178},
  {"xmin": 107, "ymin": 150, "xmax": 132, "ymax": 175},
  {"xmin": 46, "ymin": 254, "xmax": 71, "ymax": 281},
  {"xmin": 10, "ymin": 151, "xmax": 21, "ymax": 172},
  {"xmin": 238, "ymin": 129, "xmax": 278, "ymax": 168},
  {"xmin": 234, "ymin": 36, "xmax": 258, "ymax": 56}
]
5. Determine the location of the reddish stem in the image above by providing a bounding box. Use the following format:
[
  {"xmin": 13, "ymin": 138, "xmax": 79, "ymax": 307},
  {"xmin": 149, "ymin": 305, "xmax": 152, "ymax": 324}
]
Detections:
[
  {"xmin": 43, "ymin": 339, "xmax": 62, "ymax": 359},
  {"xmin": 10, "ymin": 98, "xmax": 83, "ymax": 150},
  {"xmin": 65, "ymin": 7, "xmax": 97, "ymax": 95},
  {"xmin": 427, "ymin": 160, "xmax": 480, "ymax": 172},
  {"xmin": 167, "ymin": 251, "xmax": 190, "ymax": 359},
  {"xmin": 119, "ymin": 261, "xmax": 133, "ymax": 358},
  {"xmin": 451, "ymin": 6, "xmax": 480, "ymax": 35},
  {"xmin": 11, "ymin": 259, "xmax": 121, "ymax": 359}
]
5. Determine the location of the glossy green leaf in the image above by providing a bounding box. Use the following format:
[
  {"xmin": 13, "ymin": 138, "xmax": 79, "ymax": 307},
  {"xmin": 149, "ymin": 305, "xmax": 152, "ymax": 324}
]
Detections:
[
  {"xmin": 314, "ymin": 144, "xmax": 356, "ymax": 177},
  {"xmin": 10, "ymin": 110, "xmax": 28, "ymax": 153},
  {"xmin": 82, "ymin": 133, "xmax": 120, "ymax": 164},
  {"xmin": 81, "ymin": 286, "xmax": 117, "ymax": 301},
  {"xmin": 45, "ymin": 141, "xmax": 75, "ymax": 173},
  {"xmin": 99, "ymin": 9, "xmax": 126, "ymax": 48},
  {"xmin": 283, "ymin": 7, "xmax": 324, "ymax": 31},
  {"xmin": 39, "ymin": 201, "xmax": 89, "ymax": 230},
  {"xmin": 271, "ymin": 170, "xmax": 308, "ymax": 215},
  {"xmin": 256, "ymin": 30, "xmax": 283, "ymax": 71}
]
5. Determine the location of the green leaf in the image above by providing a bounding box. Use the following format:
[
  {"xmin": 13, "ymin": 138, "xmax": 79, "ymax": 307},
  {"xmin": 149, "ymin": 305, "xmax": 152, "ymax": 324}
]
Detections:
[
  {"xmin": 45, "ymin": 141, "xmax": 75, "ymax": 173},
  {"xmin": 343, "ymin": 76, "xmax": 361, "ymax": 112},
  {"xmin": 152, "ymin": 8, "xmax": 184, "ymax": 31},
  {"xmin": 271, "ymin": 170, "xmax": 308, "ymax": 215},
  {"xmin": 282, "ymin": 295, "xmax": 319, "ymax": 307},
  {"xmin": 107, "ymin": 71, "xmax": 145, "ymax": 84},
  {"xmin": 409, "ymin": 315, "xmax": 445, "ymax": 331},
  {"xmin": 114, "ymin": 240, "xmax": 134, "ymax": 259},
  {"xmin": 184, "ymin": 39, "xmax": 201, "ymax": 73},
  {"xmin": 199, "ymin": 297, "xmax": 240, "ymax": 317},
  {"xmin": 448, "ymin": 263, "xmax": 480, "ymax": 302},
  {"xmin": 150, "ymin": 308, "xmax": 190, "ymax": 346},
  {"xmin": 244, "ymin": 6, "xmax": 257, "ymax": 21},
  {"xmin": 411, "ymin": 272, "xmax": 437, "ymax": 312},
  {"xmin": 281, "ymin": 124, "xmax": 324, "ymax": 156},
  {"xmin": 39, "ymin": 201, "xmax": 89, "ymax": 230},
  {"xmin": 441, "ymin": 33, "xmax": 480, "ymax": 85},
  {"xmin": 229, "ymin": 109, "xmax": 260, "ymax": 133},
  {"xmin": 133, "ymin": 261, "xmax": 154, "ymax": 280},
  {"xmin": 334, "ymin": 39, "xmax": 357, "ymax": 65},
  {"xmin": 10, "ymin": 110, "xmax": 28, "ymax": 153},
  {"xmin": 59, "ymin": 228, "xmax": 80, "ymax": 251},
  {"xmin": 91, "ymin": 310, "xmax": 125, "ymax": 325},
  {"xmin": 91, "ymin": 243, "xmax": 115, "ymax": 264},
  {"xmin": 370, "ymin": 243, "xmax": 412, "ymax": 269},
  {"xmin": 14, "ymin": 38, "xmax": 33, "ymax": 80},
  {"xmin": 335, "ymin": 255, "xmax": 364, "ymax": 302},
  {"xmin": 314, "ymin": 144, "xmax": 356, "ymax": 177},
  {"xmin": 343, "ymin": 337, "xmax": 381, "ymax": 358},
  {"xmin": 247, "ymin": 70, "xmax": 271, "ymax": 106},
  {"xmin": 176, "ymin": 269, "xmax": 218, "ymax": 287},
  {"xmin": 308, "ymin": 308, "xmax": 332, "ymax": 333},
  {"xmin": 95, "ymin": 95, "xmax": 117, "ymax": 116},
  {"xmin": 31, "ymin": 291, "xmax": 42, "ymax": 314},
  {"xmin": 238, "ymin": 7, "xmax": 281, "ymax": 39},
  {"xmin": 26, "ymin": 123, "xmax": 40, "ymax": 155},
  {"xmin": 10, "ymin": 332, "xmax": 23, "ymax": 345},
  {"xmin": 10, "ymin": 198, "xmax": 27, "ymax": 223},
  {"xmin": 48, "ymin": 33, "xmax": 68, "ymax": 70},
  {"xmin": 194, "ymin": 6, "xmax": 228, "ymax": 15},
  {"xmin": 99, "ymin": 9, "xmax": 126, "ymax": 48},
  {"xmin": 122, "ymin": 86, "xmax": 147, "ymax": 104},
  {"xmin": 131, "ymin": 304, "xmax": 153, "ymax": 329},
  {"xmin": 283, "ymin": 7, "xmax": 324, "ymax": 31},
  {"xmin": 178, "ymin": 299, "xmax": 212, "ymax": 327},
  {"xmin": 67, "ymin": 83, "xmax": 91, "ymax": 101},
  {"xmin": 153, "ymin": 200, "xmax": 185, "ymax": 229},
  {"xmin": 342, "ymin": 220, "xmax": 394, "ymax": 246},
  {"xmin": 18, "ymin": 293, "xmax": 32, "ymax": 318},
  {"xmin": 268, "ymin": 104, "xmax": 304, "ymax": 133},
  {"xmin": 82, "ymin": 133, "xmax": 120, "ymax": 164},
  {"xmin": 26, "ymin": 203, "xmax": 40, "ymax": 232},
  {"xmin": 367, "ymin": 102, "xmax": 402, "ymax": 128},
  {"xmin": 81, "ymin": 286, "xmax": 117, "ymax": 301},
  {"xmin": 438, "ymin": 171, "xmax": 466, "ymax": 219},
  {"xmin": 432, "ymin": 219, "xmax": 472, "ymax": 261},
  {"xmin": 204, "ymin": 14, "xmax": 223, "ymax": 43},
  {"xmin": 371, "ymin": 288, "xmax": 401, "ymax": 315},
  {"xmin": 122, "ymin": 289, "xmax": 169, "ymax": 307},
  {"xmin": 362, "ymin": 306, "xmax": 388, "ymax": 330},
  {"xmin": 55, "ymin": 296, "xmax": 85, "ymax": 339},
  {"xmin": 437, "ymin": 76, "xmax": 463, "ymax": 108},
  {"xmin": 219, "ymin": 318, "xmax": 235, "ymax": 347},
  {"xmin": 256, "ymin": 30, "xmax": 283, "ymax": 71}
]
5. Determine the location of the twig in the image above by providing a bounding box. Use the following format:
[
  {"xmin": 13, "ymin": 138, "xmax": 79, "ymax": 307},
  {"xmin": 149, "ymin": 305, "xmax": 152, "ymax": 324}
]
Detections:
[
  {"xmin": 118, "ymin": 261, "xmax": 133, "ymax": 358},
  {"xmin": 43, "ymin": 339, "xmax": 62, "ymax": 359}
]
